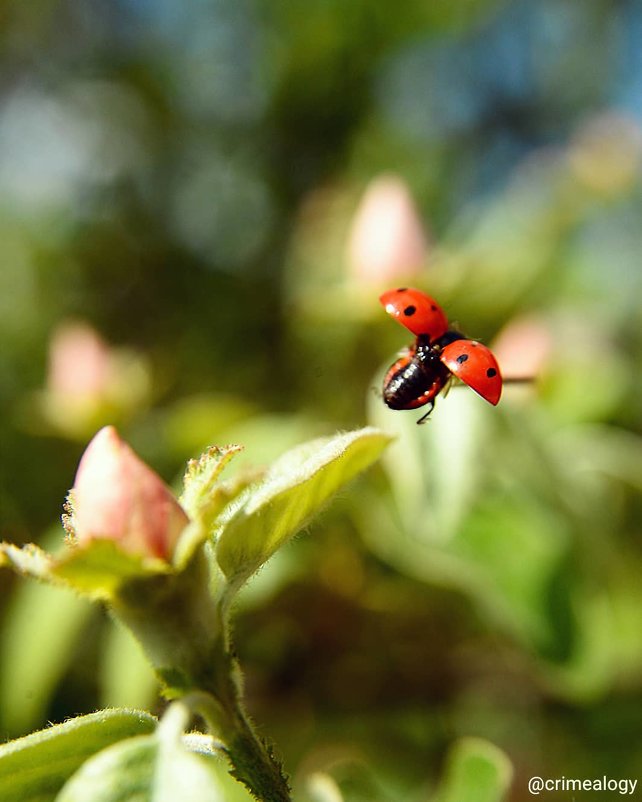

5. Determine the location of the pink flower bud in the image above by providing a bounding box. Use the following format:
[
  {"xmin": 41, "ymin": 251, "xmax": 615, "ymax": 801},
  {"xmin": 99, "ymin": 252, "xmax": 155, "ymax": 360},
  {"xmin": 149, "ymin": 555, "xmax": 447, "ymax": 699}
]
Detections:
[
  {"xmin": 49, "ymin": 322, "xmax": 113, "ymax": 400},
  {"xmin": 40, "ymin": 322, "xmax": 152, "ymax": 441},
  {"xmin": 70, "ymin": 426, "xmax": 189, "ymax": 561},
  {"xmin": 346, "ymin": 175, "xmax": 428, "ymax": 284},
  {"xmin": 491, "ymin": 315, "xmax": 553, "ymax": 379}
]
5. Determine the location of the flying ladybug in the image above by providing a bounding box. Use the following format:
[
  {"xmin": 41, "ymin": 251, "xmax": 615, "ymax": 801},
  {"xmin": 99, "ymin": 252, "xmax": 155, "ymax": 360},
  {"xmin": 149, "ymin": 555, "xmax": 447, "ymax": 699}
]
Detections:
[{"xmin": 380, "ymin": 287, "xmax": 502, "ymax": 423}]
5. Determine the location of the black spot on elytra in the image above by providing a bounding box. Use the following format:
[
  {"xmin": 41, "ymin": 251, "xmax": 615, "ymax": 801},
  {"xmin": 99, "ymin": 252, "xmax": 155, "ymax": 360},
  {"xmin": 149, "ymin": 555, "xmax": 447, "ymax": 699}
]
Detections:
[
  {"xmin": 487, "ymin": 368, "xmax": 497, "ymax": 377},
  {"xmin": 403, "ymin": 305, "xmax": 416, "ymax": 316},
  {"xmin": 431, "ymin": 304, "xmax": 437, "ymax": 311},
  {"xmin": 456, "ymin": 353, "xmax": 469, "ymax": 364}
]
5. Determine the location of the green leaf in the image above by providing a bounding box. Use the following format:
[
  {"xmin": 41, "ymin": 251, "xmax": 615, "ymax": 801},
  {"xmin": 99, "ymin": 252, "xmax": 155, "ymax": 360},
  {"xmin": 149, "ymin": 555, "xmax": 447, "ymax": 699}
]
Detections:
[
  {"xmin": 180, "ymin": 444, "xmax": 244, "ymax": 525},
  {"xmin": 0, "ymin": 709, "xmax": 156, "ymax": 802},
  {"xmin": 0, "ymin": 542, "xmax": 55, "ymax": 581},
  {"xmin": 175, "ymin": 444, "xmax": 250, "ymax": 569},
  {"xmin": 1, "ymin": 538, "xmax": 172, "ymax": 601},
  {"xmin": 56, "ymin": 735, "xmax": 160, "ymax": 802},
  {"xmin": 56, "ymin": 703, "xmax": 252, "ymax": 802},
  {"xmin": 432, "ymin": 738, "xmax": 513, "ymax": 802},
  {"xmin": 368, "ymin": 388, "xmax": 488, "ymax": 544},
  {"xmin": 215, "ymin": 427, "xmax": 391, "ymax": 586},
  {"xmin": 51, "ymin": 540, "xmax": 170, "ymax": 600}
]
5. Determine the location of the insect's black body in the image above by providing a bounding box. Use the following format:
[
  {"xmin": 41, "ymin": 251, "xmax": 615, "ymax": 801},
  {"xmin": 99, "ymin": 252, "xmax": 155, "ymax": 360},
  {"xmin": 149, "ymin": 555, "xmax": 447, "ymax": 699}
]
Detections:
[{"xmin": 382, "ymin": 336, "xmax": 451, "ymax": 412}]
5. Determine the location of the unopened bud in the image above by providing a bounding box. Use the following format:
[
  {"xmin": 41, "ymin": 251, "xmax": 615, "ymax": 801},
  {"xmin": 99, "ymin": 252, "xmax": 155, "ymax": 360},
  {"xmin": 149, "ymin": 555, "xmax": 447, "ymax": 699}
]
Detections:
[
  {"xmin": 492, "ymin": 315, "xmax": 552, "ymax": 379},
  {"xmin": 347, "ymin": 175, "xmax": 428, "ymax": 284},
  {"xmin": 69, "ymin": 426, "xmax": 189, "ymax": 561},
  {"xmin": 48, "ymin": 323, "xmax": 113, "ymax": 400}
]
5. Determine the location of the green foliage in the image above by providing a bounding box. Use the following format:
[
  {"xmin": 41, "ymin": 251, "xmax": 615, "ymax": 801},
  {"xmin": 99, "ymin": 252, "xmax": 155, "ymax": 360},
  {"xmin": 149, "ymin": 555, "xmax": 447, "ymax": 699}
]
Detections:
[
  {"xmin": 214, "ymin": 428, "xmax": 392, "ymax": 588},
  {"xmin": 432, "ymin": 738, "xmax": 512, "ymax": 802},
  {"xmin": 180, "ymin": 444, "xmax": 246, "ymax": 538},
  {"xmin": 0, "ymin": 576, "xmax": 92, "ymax": 734},
  {"xmin": 0, "ymin": 705, "xmax": 257, "ymax": 802},
  {"xmin": 55, "ymin": 704, "xmax": 253, "ymax": 802},
  {"xmin": 52, "ymin": 541, "xmax": 171, "ymax": 599},
  {"xmin": 0, "ymin": 539, "xmax": 168, "ymax": 602},
  {"xmin": 0, "ymin": 710, "xmax": 156, "ymax": 802},
  {"xmin": 1, "ymin": 427, "xmax": 391, "ymax": 802},
  {"xmin": 366, "ymin": 385, "xmax": 642, "ymax": 695}
]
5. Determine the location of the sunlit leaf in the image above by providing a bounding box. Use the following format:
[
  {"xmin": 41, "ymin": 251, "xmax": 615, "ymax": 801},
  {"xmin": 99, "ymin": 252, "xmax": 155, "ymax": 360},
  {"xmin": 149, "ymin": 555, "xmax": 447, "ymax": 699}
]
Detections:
[
  {"xmin": 214, "ymin": 427, "xmax": 391, "ymax": 586},
  {"xmin": 0, "ymin": 542, "xmax": 55, "ymax": 581},
  {"xmin": 1, "ymin": 537, "xmax": 172, "ymax": 601},
  {"xmin": 175, "ymin": 444, "xmax": 251, "ymax": 570},
  {"xmin": 0, "ymin": 709, "xmax": 156, "ymax": 802},
  {"xmin": 56, "ymin": 736, "xmax": 161, "ymax": 802},
  {"xmin": 56, "ymin": 702, "xmax": 252, "ymax": 802},
  {"xmin": 51, "ymin": 539, "xmax": 170, "ymax": 600},
  {"xmin": 179, "ymin": 444, "xmax": 244, "ymax": 531}
]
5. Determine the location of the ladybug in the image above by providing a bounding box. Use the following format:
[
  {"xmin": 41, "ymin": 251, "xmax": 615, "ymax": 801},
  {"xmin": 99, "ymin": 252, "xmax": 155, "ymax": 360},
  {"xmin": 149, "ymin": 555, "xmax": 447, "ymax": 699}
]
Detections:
[{"xmin": 380, "ymin": 289, "xmax": 502, "ymax": 422}]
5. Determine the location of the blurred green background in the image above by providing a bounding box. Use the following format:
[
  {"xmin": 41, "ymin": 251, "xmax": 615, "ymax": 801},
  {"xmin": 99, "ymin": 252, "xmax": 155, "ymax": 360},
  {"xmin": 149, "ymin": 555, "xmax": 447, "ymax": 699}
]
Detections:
[{"xmin": 1, "ymin": 0, "xmax": 642, "ymax": 799}]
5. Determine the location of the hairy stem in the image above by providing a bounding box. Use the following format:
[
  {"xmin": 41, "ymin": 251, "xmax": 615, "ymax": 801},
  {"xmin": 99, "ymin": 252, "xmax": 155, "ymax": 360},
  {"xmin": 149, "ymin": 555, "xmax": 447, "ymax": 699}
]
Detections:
[
  {"xmin": 199, "ymin": 598, "xmax": 292, "ymax": 802},
  {"xmin": 114, "ymin": 559, "xmax": 292, "ymax": 801}
]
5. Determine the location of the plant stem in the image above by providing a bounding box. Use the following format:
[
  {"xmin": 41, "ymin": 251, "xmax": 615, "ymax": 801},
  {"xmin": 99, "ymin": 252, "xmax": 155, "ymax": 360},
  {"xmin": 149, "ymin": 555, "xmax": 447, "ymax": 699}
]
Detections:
[
  {"xmin": 114, "ymin": 560, "xmax": 292, "ymax": 801},
  {"xmin": 199, "ymin": 599, "xmax": 292, "ymax": 802},
  {"xmin": 220, "ymin": 702, "xmax": 292, "ymax": 802}
]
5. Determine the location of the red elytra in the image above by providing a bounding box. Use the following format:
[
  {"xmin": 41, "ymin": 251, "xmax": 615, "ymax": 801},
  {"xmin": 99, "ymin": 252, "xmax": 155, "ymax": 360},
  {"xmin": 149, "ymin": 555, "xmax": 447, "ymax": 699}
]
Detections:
[
  {"xmin": 379, "ymin": 287, "xmax": 448, "ymax": 341},
  {"xmin": 439, "ymin": 338, "xmax": 502, "ymax": 405}
]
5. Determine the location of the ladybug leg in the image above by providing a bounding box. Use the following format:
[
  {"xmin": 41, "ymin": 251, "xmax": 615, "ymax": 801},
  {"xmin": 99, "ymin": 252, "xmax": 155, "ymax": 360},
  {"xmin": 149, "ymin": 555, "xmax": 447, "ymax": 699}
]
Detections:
[
  {"xmin": 416, "ymin": 400, "xmax": 435, "ymax": 424},
  {"xmin": 440, "ymin": 376, "xmax": 454, "ymax": 398}
]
